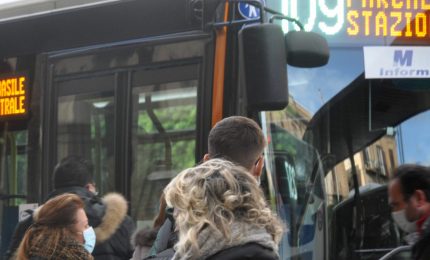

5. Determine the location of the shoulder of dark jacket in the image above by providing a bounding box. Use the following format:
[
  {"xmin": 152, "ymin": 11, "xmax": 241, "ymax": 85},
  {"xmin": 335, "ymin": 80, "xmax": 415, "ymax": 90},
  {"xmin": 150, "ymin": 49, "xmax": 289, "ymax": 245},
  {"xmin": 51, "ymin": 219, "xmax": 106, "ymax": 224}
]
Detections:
[
  {"xmin": 206, "ymin": 242, "xmax": 279, "ymax": 260},
  {"xmin": 413, "ymin": 228, "xmax": 430, "ymax": 260}
]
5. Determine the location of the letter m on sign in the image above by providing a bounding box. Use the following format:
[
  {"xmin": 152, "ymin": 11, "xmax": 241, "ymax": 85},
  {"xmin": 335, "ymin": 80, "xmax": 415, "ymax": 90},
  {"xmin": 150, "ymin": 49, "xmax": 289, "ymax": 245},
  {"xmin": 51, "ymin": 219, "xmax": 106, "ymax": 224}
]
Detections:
[{"xmin": 393, "ymin": 50, "xmax": 413, "ymax": 67}]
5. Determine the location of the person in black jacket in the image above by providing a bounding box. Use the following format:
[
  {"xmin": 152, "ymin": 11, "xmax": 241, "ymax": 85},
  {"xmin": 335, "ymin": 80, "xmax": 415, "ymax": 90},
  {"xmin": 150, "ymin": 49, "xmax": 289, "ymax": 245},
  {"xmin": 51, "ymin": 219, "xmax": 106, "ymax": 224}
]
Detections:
[
  {"xmin": 388, "ymin": 164, "xmax": 430, "ymax": 260},
  {"xmin": 164, "ymin": 159, "xmax": 283, "ymax": 260},
  {"xmin": 5, "ymin": 156, "xmax": 135, "ymax": 260}
]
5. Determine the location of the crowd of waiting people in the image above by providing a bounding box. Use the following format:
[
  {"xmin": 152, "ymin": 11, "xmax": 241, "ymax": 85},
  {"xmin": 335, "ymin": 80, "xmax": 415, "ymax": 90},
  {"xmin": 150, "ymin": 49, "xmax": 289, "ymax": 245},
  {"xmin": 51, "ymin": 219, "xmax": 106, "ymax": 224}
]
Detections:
[{"xmin": 4, "ymin": 116, "xmax": 430, "ymax": 260}]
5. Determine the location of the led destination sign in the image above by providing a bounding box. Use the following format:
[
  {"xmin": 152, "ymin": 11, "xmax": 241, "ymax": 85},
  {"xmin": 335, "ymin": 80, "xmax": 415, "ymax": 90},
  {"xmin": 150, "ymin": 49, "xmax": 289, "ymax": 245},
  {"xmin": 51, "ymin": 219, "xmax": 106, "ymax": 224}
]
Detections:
[
  {"xmin": 280, "ymin": 0, "xmax": 430, "ymax": 45},
  {"xmin": 347, "ymin": 0, "xmax": 429, "ymax": 38},
  {"xmin": 0, "ymin": 75, "xmax": 27, "ymax": 118}
]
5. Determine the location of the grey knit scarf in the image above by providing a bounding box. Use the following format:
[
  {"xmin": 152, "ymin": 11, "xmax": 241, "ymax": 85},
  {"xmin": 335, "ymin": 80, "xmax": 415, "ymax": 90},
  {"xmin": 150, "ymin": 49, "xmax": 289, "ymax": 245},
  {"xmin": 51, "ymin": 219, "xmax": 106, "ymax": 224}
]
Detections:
[{"xmin": 172, "ymin": 221, "xmax": 279, "ymax": 260}]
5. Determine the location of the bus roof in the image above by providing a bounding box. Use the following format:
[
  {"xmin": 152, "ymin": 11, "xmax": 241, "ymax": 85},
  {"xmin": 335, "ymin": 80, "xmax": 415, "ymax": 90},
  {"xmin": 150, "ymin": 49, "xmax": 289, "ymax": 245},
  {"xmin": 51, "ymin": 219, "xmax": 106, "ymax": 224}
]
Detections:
[
  {"xmin": 0, "ymin": 0, "xmax": 202, "ymax": 58},
  {"xmin": 0, "ymin": 0, "xmax": 117, "ymax": 20}
]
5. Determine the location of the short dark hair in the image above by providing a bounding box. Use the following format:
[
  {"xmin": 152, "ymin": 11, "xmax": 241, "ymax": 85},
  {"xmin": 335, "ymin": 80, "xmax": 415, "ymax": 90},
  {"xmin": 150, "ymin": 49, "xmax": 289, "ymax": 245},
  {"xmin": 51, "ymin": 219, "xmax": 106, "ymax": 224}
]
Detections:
[
  {"xmin": 393, "ymin": 164, "xmax": 430, "ymax": 202},
  {"xmin": 208, "ymin": 116, "xmax": 265, "ymax": 169},
  {"xmin": 53, "ymin": 156, "xmax": 94, "ymax": 189}
]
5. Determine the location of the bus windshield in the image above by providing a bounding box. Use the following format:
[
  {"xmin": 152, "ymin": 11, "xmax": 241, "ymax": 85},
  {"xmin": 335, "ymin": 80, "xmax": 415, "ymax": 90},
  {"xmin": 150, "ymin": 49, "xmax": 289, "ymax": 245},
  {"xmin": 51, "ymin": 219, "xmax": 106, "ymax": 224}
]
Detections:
[{"xmin": 262, "ymin": 46, "xmax": 430, "ymax": 259}]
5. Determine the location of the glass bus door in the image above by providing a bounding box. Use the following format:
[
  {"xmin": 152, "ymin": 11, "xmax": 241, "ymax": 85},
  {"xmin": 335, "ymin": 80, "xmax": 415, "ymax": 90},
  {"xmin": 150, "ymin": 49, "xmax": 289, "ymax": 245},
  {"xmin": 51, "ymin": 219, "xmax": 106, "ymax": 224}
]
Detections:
[
  {"xmin": 129, "ymin": 63, "xmax": 199, "ymax": 228},
  {"xmin": 0, "ymin": 128, "xmax": 28, "ymax": 255},
  {"xmin": 55, "ymin": 75, "xmax": 116, "ymax": 193},
  {"xmin": 45, "ymin": 38, "xmax": 206, "ymax": 229}
]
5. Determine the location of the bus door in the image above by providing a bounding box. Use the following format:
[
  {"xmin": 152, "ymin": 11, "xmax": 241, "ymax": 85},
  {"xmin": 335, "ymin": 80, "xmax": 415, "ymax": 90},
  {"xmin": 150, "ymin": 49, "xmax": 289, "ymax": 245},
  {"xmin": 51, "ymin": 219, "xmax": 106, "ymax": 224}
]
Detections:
[
  {"xmin": 0, "ymin": 127, "xmax": 29, "ymax": 255},
  {"xmin": 43, "ymin": 38, "xmax": 209, "ymax": 228}
]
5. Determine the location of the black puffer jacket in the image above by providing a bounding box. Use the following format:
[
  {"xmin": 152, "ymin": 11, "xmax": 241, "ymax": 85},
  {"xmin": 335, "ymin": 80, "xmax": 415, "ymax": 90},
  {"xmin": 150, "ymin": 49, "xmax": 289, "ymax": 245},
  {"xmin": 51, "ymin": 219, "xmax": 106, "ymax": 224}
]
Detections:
[
  {"xmin": 5, "ymin": 186, "xmax": 135, "ymax": 260},
  {"xmin": 413, "ymin": 217, "xmax": 430, "ymax": 260}
]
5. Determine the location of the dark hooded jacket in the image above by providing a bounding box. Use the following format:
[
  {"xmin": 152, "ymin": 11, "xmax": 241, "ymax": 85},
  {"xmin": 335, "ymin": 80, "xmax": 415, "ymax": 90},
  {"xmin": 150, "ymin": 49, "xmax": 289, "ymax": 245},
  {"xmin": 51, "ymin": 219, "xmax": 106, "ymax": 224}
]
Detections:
[
  {"xmin": 5, "ymin": 186, "xmax": 135, "ymax": 260},
  {"xmin": 413, "ymin": 217, "xmax": 430, "ymax": 260}
]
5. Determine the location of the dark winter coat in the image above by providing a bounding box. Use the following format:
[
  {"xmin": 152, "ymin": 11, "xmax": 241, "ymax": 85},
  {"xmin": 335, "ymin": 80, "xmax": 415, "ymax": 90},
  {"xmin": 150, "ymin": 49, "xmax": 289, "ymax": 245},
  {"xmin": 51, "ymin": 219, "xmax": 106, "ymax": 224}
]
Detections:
[
  {"xmin": 413, "ymin": 217, "xmax": 430, "ymax": 260},
  {"xmin": 207, "ymin": 243, "xmax": 279, "ymax": 260},
  {"xmin": 5, "ymin": 186, "xmax": 135, "ymax": 260}
]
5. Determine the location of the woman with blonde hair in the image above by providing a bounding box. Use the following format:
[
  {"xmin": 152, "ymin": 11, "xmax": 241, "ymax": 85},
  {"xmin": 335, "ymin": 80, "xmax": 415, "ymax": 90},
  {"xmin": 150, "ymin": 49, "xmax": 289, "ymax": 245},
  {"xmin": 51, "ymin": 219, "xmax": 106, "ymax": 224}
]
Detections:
[
  {"xmin": 15, "ymin": 193, "xmax": 95, "ymax": 260},
  {"xmin": 164, "ymin": 158, "xmax": 284, "ymax": 260}
]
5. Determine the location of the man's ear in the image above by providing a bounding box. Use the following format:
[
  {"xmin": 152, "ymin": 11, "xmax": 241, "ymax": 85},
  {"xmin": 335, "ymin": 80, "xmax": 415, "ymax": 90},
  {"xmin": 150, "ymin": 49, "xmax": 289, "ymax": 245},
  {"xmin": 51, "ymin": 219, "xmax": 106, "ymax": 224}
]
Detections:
[
  {"xmin": 415, "ymin": 190, "xmax": 428, "ymax": 206},
  {"xmin": 203, "ymin": 154, "xmax": 210, "ymax": 162},
  {"xmin": 252, "ymin": 156, "xmax": 264, "ymax": 178}
]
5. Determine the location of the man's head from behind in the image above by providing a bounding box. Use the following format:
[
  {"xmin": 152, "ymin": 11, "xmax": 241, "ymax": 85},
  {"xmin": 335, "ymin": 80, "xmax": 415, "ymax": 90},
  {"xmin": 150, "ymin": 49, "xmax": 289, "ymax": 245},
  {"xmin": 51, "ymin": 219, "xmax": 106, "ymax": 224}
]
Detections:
[
  {"xmin": 205, "ymin": 116, "xmax": 266, "ymax": 178},
  {"xmin": 53, "ymin": 155, "xmax": 95, "ymax": 191},
  {"xmin": 388, "ymin": 164, "xmax": 430, "ymax": 232}
]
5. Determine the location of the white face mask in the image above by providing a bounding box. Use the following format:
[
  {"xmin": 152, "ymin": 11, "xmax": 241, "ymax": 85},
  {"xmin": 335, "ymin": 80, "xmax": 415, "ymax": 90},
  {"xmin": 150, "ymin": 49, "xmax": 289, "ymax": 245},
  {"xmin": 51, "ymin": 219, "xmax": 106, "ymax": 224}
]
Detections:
[{"xmin": 392, "ymin": 209, "xmax": 417, "ymax": 233}]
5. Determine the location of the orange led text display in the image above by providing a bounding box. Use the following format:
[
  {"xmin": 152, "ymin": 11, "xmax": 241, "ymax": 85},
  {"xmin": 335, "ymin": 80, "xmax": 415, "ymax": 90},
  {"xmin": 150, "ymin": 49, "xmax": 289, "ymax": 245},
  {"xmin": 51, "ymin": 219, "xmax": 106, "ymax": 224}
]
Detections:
[
  {"xmin": 347, "ymin": 0, "xmax": 430, "ymax": 38},
  {"xmin": 0, "ymin": 76, "xmax": 27, "ymax": 117}
]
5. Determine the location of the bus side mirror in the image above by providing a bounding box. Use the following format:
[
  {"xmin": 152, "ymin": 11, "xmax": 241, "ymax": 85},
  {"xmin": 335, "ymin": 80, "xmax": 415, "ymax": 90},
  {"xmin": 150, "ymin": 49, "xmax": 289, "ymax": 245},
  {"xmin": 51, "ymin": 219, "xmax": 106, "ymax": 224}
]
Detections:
[
  {"xmin": 285, "ymin": 31, "xmax": 329, "ymax": 68},
  {"xmin": 239, "ymin": 23, "xmax": 288, "ymax": 111}
]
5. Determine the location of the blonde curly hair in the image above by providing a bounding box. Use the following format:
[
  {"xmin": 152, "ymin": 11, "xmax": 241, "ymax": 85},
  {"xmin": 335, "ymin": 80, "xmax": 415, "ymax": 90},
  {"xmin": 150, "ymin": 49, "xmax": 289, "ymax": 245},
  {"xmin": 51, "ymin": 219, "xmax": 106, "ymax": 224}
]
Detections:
[{"xmin": 164, "ymin": 159, "xmax": 284, "ymax": 257}]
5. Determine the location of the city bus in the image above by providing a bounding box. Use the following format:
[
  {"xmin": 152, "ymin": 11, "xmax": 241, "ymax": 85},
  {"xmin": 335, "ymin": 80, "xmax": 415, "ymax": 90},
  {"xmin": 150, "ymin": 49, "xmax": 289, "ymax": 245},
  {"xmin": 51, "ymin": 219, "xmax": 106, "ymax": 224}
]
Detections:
[{"xmin": 0, "ymin": 1, "xmax": 429, "ymax": 260}]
